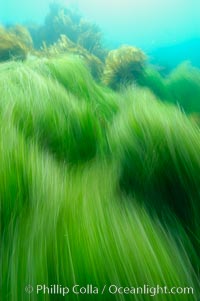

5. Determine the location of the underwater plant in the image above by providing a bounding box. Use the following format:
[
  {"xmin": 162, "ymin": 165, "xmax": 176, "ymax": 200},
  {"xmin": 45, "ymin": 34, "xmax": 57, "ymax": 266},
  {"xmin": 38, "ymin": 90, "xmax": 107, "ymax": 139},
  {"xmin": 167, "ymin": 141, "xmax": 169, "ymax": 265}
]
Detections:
[
  {"xmin": 102, "ymin": 45, "xmax": 146, "ymax": 89},
  {"xmin": 166, "ymin": 62, "xmax": 200, "ymax": 113},
  {"xmin": 1, "ymin": 54, "xmax": 200, "ymax": 301},
  {"xmin": 29, "ymin": 2, "xmax": 81, "ymax": 48},
  {"xmin": 42, "ymin": 34, "xmax": 104, "ymax": 80},
  {"xmin": 0, "ymin": 61, "xmax": 104, "ymax": 163},
  {"xmin": 29, "ymin": 55, "xmax": 119, "ymax": 120},
  {"xmin": 48, "ymin": 4, "xmax": 80, "ymax": 43},
  {"xmin": 29, "ymin": 3, "xmax": 106, "ymax": 61},
  {"xmin": 137, "ymin": 66, "xmax": 169, "ymax": 100},
  {"xmin": 189, "ymin": 112, "xmax": 200, "ymax": 128},
  {"xmin": 0, "ymin": 26, "xmax": 28, "ymax": 62},
  {"xmin": 8, "ymin": 24, "xmax": 33, "ymax": 49},
  {"xmin": 0, "ymin": 116, "xmax": 199, "ymax": 300},
  {"xmin": 109, "ymin": 88, "xmax": 200, "ymax": 247},
  {"xmin": 77, "ymin": 19, "xmax": 108, "ymax": 60}
]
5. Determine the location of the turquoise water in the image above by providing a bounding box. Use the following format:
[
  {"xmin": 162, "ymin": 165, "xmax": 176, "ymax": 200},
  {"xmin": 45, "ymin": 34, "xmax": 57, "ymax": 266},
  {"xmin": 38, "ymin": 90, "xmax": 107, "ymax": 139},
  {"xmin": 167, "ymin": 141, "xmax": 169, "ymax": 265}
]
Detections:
[
  {"xmin": 1, "ymin": 0, "xmax": 200, "ymax": 70},
  {"xmin": 1, "ymin": 0, "xmax": 200, "ymax": 48}
]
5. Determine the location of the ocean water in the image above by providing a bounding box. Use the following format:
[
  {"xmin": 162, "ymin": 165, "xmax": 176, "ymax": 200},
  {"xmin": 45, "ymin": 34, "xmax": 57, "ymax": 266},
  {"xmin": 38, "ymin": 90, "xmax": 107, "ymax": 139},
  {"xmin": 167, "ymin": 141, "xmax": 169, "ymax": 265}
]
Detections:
[{"xmin": 0, "ymin": 0, "xmax": 200, "ymax": 68}]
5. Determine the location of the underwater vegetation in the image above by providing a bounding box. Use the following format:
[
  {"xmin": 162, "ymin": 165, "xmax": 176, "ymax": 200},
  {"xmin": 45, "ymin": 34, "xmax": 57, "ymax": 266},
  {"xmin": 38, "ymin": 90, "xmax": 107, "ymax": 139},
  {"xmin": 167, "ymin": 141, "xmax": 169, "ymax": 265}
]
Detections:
[
  {"xmin": 166, "ymin": 62, "xmax": 200, "ymax": 113},
  {"xmin": 1, "ymin": 2, "xmax": 199, "ymax": 114},
  {"xmin": 28, "ymin": 2, "xmax": 81, "ymax": 48},
  {"xmin": 0, "ymin": 25, "xmax": 32, "ymax": 62},
  {"xmin": 77, "ymin": 18, "xmax": 107, "ymax": 61},
  {"xmin": 30, "ymin": 55, "xmax": 118, "ymax": 118},
  {"xmin": 1, "ymin": 3, "xmax": 200, "ymax": 300},
  {"xmin": 189, "ymin": 112, "xmax": 200, "ymax": 128},
  {"xmin": 102, "ymin": 45, "xmax": 146, "ymax": 89},
  {"xmin": 8, "ymin": 24, "xmax": 33, "ymax": 50},
  {"xmin": 109, "ymin": 88, "xmax": 200, "ymax": 243},
  {"xmin": 136, "ymin": 67, "xmax": 170, "ymax": 100},
  {"xmin": 102, "ymin": 50, "xmax": 200, "ymax": 115},
  {"xmin": 0, "ymin": 56, "xmax": 119, "ymax": 163},
  {"xmin": 29, "ymin": 3, "xmax": 106, "ymax": 61},
  {"xmin": 0, "ymin": 55, "xmax": 200, "ymax": 301},
  {"xmin": 42, "ymin": 34, "xmax": 104, "ymax": 80},
  {"xmin": 0, "ymin": 61, "xmax": 101, "ymax": 164}
]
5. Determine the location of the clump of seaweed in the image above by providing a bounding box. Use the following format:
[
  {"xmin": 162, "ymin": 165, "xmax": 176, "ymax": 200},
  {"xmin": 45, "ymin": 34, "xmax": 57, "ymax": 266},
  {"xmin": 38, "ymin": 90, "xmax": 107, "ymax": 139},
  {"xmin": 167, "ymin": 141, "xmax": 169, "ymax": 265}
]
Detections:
[
  {"xmin": 29, "ymin": 3, "xmax": 106, "ymax": 61},
  {"xmin": 42, "ymin": 34, "xmax": 104, "ymax": 80},
  {"xmin": 77, "ymin": 19, "xmax": 107, "ymax": 60},
  {"xmin": 0, "ymin": 26, "xmax": 28, "ymax": 62},
  {"xmin": 103, "ymin": 45, "xmax": 146, "ymax": 89},
  {"xmin": 47, "ymin": 3, "xmax": 80, "ymax": 43},
  {"xmin": 8, "ymin": 24, "xmax": 33, "ymax": 49},
  {"xmin": 28, "ymin": 3, "xmax": 80, "ymax": 48}
]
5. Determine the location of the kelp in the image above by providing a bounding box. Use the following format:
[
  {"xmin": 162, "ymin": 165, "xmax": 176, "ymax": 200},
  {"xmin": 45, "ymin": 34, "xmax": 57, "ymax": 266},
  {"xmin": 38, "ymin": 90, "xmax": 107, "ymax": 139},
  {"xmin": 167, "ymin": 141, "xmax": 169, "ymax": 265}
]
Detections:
[
  {"xmin": 0, "ymin": 26, "xmax": 28, "ymax": 61},
  {"xmin": 77, "ymin": 19, "xmax": 108, "ymax": 60},
  {"xmin": 8, "ymin": 24, "xmax": 33, "ymax": 49},
  {"xmin": 103, "ymin": 45, "xmax": 146, "ymax": 89},
  {"xmin": 29, "ymin": 3, "xmax": 106, "ymax": 60}
]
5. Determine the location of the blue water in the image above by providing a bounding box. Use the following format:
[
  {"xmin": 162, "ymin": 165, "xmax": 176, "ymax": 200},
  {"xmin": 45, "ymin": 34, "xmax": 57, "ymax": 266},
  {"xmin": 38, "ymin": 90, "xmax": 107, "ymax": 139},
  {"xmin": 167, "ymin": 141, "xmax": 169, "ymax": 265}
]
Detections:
[
  {"xmin": 1, "ymin": 0, "xmax": 200, "ymax": 48},
  {"xmin": 0, "ymin": 0, "xmax": 200, "ymax": 69}
]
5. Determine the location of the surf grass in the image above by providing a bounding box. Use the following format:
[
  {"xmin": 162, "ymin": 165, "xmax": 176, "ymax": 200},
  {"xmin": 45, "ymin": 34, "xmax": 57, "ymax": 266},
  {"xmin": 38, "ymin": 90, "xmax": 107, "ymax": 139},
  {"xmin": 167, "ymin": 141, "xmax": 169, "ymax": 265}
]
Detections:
[
  {"xmin": 0, "ymin": 61, "xmax": 106, "ymax": 163},
  {"xmin": 137, "ymin": 67, "xmax": 169, "ymax": 100},
  {"xmin": 166, "ymin": 62, "xmax": 200, "ymax": 113},
  {"xmin": 109, "ymin": 88, "xmax": 200, "ymax": 242},
  {"xmin": 0, "ymin": 119, "xmax": 199, "ymax": 300},
  {"xmin": 27, "ymin": 55, "xmax": 119, "ymax": 120},
  {"xmin": 0, "ymin": 56, "xmax": 200, "ymax": 300}
]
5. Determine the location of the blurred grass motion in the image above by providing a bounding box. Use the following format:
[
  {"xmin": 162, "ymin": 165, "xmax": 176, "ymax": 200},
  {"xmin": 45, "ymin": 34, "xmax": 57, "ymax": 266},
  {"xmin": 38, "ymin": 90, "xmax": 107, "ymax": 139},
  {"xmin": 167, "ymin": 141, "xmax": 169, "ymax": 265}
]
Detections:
[
  {"xmin": 166, "ymin": 62, "xmax": 200, "ymax": 113},
  {"xmin": 109, "ymin": 88, "xmax": 200, "ymax": 231},
  {"xmin": 0, "ymin": 55, "xmax": 200, "ymax": 301}
]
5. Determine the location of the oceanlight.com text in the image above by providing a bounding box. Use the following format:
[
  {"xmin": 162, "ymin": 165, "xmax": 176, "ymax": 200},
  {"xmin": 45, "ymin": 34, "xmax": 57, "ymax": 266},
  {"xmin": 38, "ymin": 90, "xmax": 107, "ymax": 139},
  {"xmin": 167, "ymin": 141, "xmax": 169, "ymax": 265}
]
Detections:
[{"xmin": 25, "ymin": 284, "xmax": 194, "ymax": 297}]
